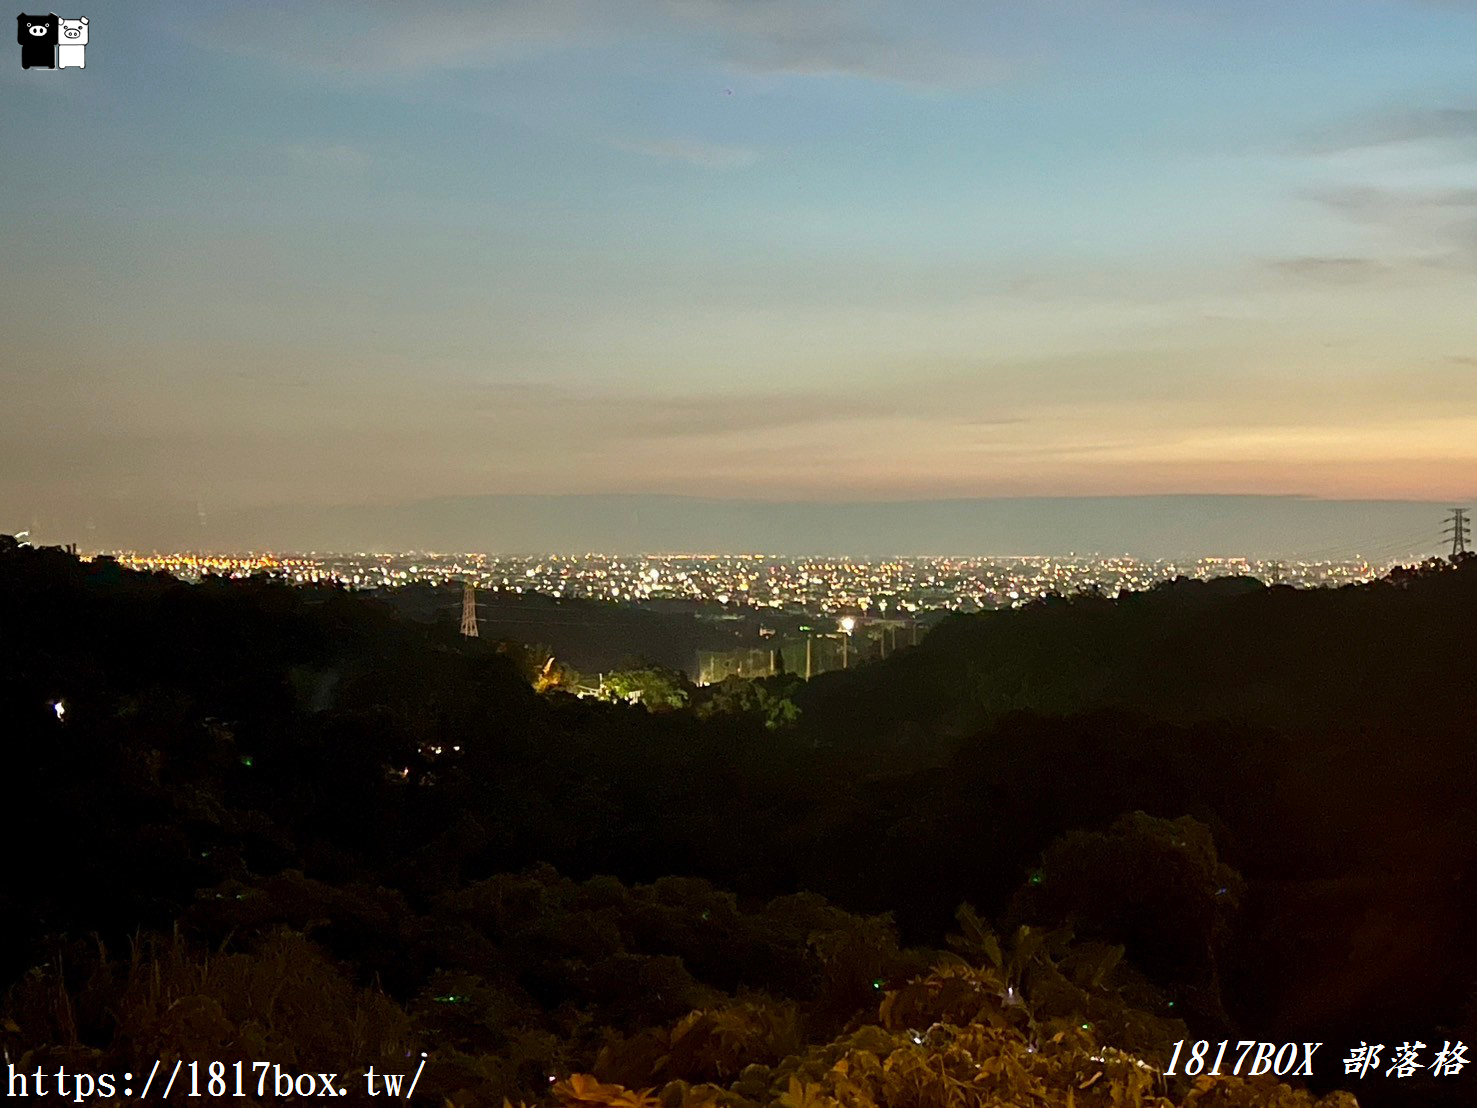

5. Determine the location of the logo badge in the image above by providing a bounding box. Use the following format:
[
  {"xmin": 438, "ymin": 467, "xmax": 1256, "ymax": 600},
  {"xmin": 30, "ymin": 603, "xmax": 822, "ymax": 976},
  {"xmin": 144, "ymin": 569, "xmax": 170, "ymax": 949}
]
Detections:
[{"xmin": 17, "ymin": 12, "xmax": 87, "ymax": 70}]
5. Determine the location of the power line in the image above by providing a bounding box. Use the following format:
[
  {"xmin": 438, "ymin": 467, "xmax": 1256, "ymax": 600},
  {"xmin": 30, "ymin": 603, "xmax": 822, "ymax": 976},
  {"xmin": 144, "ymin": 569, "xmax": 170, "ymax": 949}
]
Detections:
[
  {"xmin": 1281, "ymin": 525, "xmax": 1425, "ymax": 560},
  {"xmin": 1282, "ymin": 528, "xmax": 1432, "ymax": 563},
  {"xmin": 1352, "ymin": 533, "xmax": 1439, "ymax": 561}
]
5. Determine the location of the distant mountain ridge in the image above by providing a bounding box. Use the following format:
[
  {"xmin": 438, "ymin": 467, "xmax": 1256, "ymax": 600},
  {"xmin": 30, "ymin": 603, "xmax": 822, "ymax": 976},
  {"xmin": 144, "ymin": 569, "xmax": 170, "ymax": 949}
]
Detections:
[{"xmin": 41, "ymin": 492, "xmax": 1459, "ymax": 559}]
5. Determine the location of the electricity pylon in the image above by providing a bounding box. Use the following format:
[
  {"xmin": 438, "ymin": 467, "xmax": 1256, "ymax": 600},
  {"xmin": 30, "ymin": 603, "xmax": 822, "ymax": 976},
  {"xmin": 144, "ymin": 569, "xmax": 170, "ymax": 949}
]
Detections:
[
  {"xmin": 460, "ymin": 580, "xmax": 480, "ymax": 638},
  {"xmin": 1444, "ymin": 508, "xmax": 1470, "ymax": 558}
]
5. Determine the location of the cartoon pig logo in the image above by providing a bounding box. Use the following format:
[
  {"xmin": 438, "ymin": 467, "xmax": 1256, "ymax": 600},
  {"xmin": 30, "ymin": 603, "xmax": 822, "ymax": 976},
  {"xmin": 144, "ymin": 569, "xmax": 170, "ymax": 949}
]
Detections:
[{"xmin": 56, "ymin": 16, "xmax": 86, "ymax": 68}]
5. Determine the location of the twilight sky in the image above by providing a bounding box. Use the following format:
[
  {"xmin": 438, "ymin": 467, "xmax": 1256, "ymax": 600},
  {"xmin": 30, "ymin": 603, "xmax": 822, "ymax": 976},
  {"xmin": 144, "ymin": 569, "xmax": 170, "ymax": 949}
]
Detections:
[{"xmin": 3, "ymin": 0, "xmax": 1476, "ymax": 551}]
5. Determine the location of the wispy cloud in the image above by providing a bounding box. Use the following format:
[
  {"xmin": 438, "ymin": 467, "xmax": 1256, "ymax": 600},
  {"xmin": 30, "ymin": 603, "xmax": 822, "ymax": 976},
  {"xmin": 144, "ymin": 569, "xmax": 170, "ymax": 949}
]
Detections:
[
  {"xmin": 1266, "ymin": 256, "xmax": 1392, "ymax": 283},
  {"xmin": 189, "ymin": 0, "xmax": 1011, "ymax": 89},
  {"xmin": 1312, "ymin": 184, "xmax": 1477, "ymax": 218},
  {"xmin": 457, "ymin": 379, "xmax": 1020, "ymax": 442},
  {"xmin": 1298, "ymin": 106, "xmax": 1477, "ymax": 155},
  {"xmin": 1299, "ymin": 185, "xmax": 1477, "ymax": 269},
  {"xmin": 660, "ymin": 0, "xmax": 1010, "ymax": 88},
  {"xmin": 190, "ymin": 0, "xmax": 591, "ymax": 75},
  {"xmin": 1288, "ymin": 102, "xmax": 1477, "ymax": 269}
]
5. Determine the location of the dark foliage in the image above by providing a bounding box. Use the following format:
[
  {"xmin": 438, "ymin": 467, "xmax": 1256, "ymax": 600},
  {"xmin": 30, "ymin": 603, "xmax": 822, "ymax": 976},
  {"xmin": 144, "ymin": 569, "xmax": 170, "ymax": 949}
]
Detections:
[{"xmin": 5, "ymin": 538, "xmax": 1477, "ymax": 1105}]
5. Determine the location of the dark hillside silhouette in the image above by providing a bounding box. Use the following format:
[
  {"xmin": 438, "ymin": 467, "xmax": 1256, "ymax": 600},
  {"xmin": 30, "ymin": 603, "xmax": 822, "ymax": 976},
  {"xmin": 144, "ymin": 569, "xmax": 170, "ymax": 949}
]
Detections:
[{"xmin": 4, "ymin": 535, "xmax": 1475, "ymax": 1106}]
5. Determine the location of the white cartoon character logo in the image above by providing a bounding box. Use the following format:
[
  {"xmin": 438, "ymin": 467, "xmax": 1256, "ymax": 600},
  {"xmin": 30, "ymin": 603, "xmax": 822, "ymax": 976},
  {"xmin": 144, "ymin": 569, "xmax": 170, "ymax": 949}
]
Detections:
[{"xmin": 56, "ymin": 16, "xmax": 86, "ymax": 68}]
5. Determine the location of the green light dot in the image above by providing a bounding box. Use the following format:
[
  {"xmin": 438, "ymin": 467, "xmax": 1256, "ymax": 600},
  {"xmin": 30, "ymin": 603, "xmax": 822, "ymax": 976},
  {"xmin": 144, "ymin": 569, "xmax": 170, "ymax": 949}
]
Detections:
[
  {"xmin": 239, "ymin": 755, "xmax": 254, "ymax": 767},
  {"xmin": 871, "ymin": 977, "xmax": 884, "ymax": 991}
]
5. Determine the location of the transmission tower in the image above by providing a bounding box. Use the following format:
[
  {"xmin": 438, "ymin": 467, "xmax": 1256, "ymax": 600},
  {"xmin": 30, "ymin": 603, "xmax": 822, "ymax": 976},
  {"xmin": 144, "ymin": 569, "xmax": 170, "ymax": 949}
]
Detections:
[
  {"xmin": 1444, "ymin": 508, "xmax": 1470, "ymax": 558},
  {"xmin": 460, "ymin": 580, "xmax": 480, "ymax": 638}
]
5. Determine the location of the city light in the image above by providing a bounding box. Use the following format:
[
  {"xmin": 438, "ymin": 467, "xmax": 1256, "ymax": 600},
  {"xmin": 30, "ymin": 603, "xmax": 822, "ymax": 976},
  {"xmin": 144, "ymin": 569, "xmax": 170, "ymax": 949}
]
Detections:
[{"xmin": 96, "ymin": 550, "xmax": 1387, "ymax": 617}]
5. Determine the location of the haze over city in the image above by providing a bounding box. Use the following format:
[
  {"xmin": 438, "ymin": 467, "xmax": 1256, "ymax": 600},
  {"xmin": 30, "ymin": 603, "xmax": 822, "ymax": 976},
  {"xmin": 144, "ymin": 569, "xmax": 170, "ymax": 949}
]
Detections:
[{"xmin": 5, "ymin": 0, "xmax": 1477, "ymax": 556}]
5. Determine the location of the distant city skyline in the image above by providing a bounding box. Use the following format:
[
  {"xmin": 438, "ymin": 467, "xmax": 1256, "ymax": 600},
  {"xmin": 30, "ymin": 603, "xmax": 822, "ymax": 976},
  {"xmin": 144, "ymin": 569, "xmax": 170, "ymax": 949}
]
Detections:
[
  {"xmin": 100, "ymin": 547, "xmax": 1387, "ymax": 622},
  {"xmin": 3, "ymin": 2, "xmax": 1475, "ymax": 537}
]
